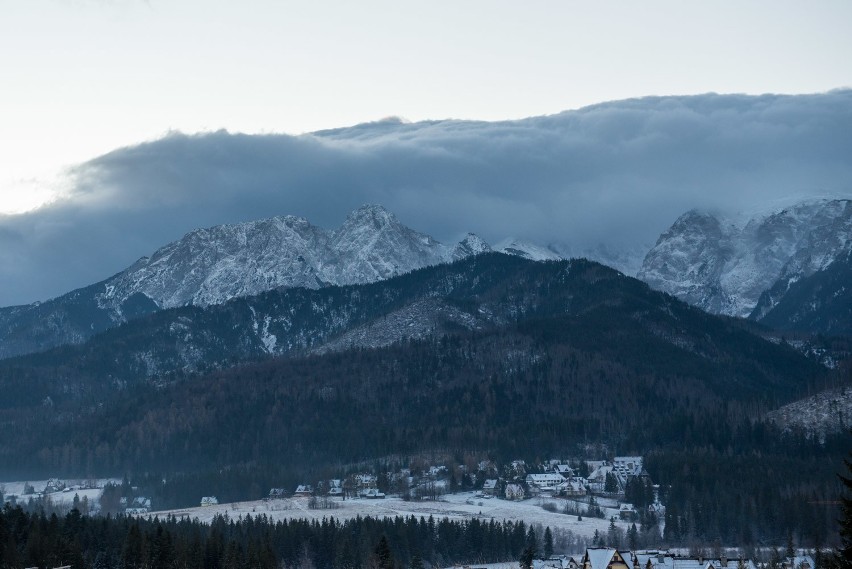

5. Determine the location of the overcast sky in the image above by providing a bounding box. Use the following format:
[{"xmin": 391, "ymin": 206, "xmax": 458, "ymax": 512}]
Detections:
[
  {"xmin": 0, "ymin": 1, "xmax": 850, "ymax": 305},
  {"xmin": 2, "ymin": 0, "xmax": 851, "ymax": 213}
]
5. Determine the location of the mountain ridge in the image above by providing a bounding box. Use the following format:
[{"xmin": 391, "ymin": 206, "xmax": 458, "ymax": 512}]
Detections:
[
  {"xmin": 638, "ymin": 198, "xmax": 852, "ymax": 320},
  {"xmin": 0, "ymin": 205, "xmax": 501, "ymax": 359}
]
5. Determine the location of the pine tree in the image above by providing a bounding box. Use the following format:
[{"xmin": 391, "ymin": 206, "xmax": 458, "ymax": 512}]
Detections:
[
  {"xmin": 373, "ymin": 535, "xmax": 395, "ymax": 569},
  {"xmin": 121, "ymin": 523, "xmax": 143, "ymax": 569},
  {"xmin": 605, "ymin": 473, "xmax": 619, "ymax": 493},
  {"xmin": 520, "ymin": 526, "xmax": 538, "ymax": 569},
  {"xmin": 520, "ymin": 546, "xmax": 535, "ymax": 569},
  {"xmin": 831, "ymin": 456, "xmax": 852, "ymax": 569},
  {"xmin": 410, "ymin": 553, "xmax": 425, "ymax": 569},
  {"xmin": 628, "ymin": 523, "xmax": 639, "ymax": 551},
  {"xmin": 544, "ymin": 527, "xmax": 554, "ymax": 558}
]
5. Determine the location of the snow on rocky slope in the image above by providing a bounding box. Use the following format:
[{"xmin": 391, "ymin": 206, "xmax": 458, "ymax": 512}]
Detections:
[
  {"xmin": 0, "ymin": 206, "xmax": 495, "ymax": 358},
  {"xmin": 766, "ymin": 386, "xmax": 852, "ymax": 441},
  {"xmin": 98, "ymin": 204, "xmax": 480, "ymax": 311},
  {"xmin": 638, "ymin": 199, "xmax": 852, "ymax": 318}
]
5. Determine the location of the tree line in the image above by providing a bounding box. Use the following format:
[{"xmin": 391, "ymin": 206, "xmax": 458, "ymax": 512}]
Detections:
[{"xmin": 0, "ymin": 505, "xmax": 573, "ymax": 569}]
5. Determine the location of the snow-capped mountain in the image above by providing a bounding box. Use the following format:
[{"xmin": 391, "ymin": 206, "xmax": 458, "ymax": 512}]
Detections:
[
  {"xmin": 0, "ymin": 205, "xmax": 494, "ymax": 358},
  {"xmin": 495, "ymin": 239, "xmax": 562, "ymax": 261},
  {"xmin": 638, "ymin": 199, "xmax": 852, "ymax": 318},
  {"xmin": 99, "ymin": 204, "xmax": 473, "ymax": 312}
]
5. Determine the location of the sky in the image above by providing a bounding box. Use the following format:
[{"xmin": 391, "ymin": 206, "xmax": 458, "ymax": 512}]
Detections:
[
  {"xmin": 2, "ymin": 0, "xmax": 851, "ymax": 213},
  {"xmin": 0, "ymin": 1, "xmax": 851, "ymax": 305}
]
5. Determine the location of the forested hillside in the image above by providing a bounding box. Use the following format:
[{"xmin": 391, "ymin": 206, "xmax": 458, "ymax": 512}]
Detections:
[{"xmin": 0, "ymin": 254, "xmax": 846, "ymax": 549}]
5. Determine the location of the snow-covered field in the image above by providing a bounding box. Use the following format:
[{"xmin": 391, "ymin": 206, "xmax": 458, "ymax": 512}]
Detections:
[
  {"xmin": 144, "ymin": 492, "xmax": 629, "ymax": 538},
  {"xmin": 1, "ymin": 478, "xmax": 117, "ymax": 507}
]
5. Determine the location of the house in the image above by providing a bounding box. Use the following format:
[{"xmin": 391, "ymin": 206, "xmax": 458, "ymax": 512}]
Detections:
[
  {"xmin": 526, "ymin": 473, "xmax": 566, "ymax": 492},
  {"xmin": 613, "ymin": 457, "xmax": 643, "ymax": 477},
  {"xmin": 359, "ymin": 488, "xmax": 386, "ymax": 499},
  {"xmin": 505, "ymin": 483, "xmax": 525, "ymax": 500},
  {"xmin": 428, "ymin": 465, "xmax": 448, "ymax": 477},
  {"xmin": 553, "ymin": 464, "xmax": 574, "ymax": 476},
  {"xmin": 560, "ymin": 478, "xmax": 587, "ymax": 497},
  {"xmin": 327, "ymin": 480, "xmax": 343, "ymax": 496},
  {"xmin": 294, "ymin": 485, "xmax": 313, "ymax": 497},
  {"xmin": 355, "ymin": 474, "xmax": 377, "ymax": 488},
  {"xmin": 631, "ymin": 550, "xmax": 758, "ymax": 569},
  {"xmin": 268, "ymin": 488, "xmax": 287, "ymax": 499},
  {"xmin": 582, "ymin": 548, "xmax": 631, "ymax": 569},
  {"xmin": 131, "ymin": 497, "xmax": 151, "ymax": 510},
  {"xmin": 200, "ymin": 496, "xmax": 218, "ymax": 507},
  {"xmin": 44, "ymin": 478, "xmax": 66, "ymax": 493},
  {"xmin": 619, "ymin": 503, "xmax": 637, "ymax": 520},
  {"xmin": 535, "ymin": 556, "xmax": 582, "ymax": 569},
  {"xmin": 482, "ymin": 479, "xmax": 498, "ymax": 496},
  {"xmin": 587, "ymin": 465, "xmax": 614, "ymax": 492}
]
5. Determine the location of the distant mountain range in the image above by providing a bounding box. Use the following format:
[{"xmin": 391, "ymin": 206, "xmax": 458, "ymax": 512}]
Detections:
[
  {"xmin": 0, "ymin": 199, "xmax": 849, "ymax": 361},
  {"xmin": 0, "ymin": 205, "xmax": 494, "ymax": 359}
]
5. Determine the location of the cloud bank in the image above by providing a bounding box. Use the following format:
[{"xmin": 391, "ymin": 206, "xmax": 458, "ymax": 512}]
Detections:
[{"xmin": 1, "ymin": 91, "xmax": 851, "ymax": 306}]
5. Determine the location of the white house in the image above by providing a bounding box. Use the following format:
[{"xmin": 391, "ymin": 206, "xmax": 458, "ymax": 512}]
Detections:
[
  {"xmin": 587, "ymin": 464, "xmax": 614, "ymax": 491},
  {"xmin": 200, "ymin": 496, "xmax": 218, "ymax": 507},
  {"xmin": 505, "ymin": 483, "xmax": 525, "ymax": 500},
  {"xmin": 359, "ymin": 488, "xmax": 386, "ymax": 499},
  {"xmin": 526, "ymin": 473, "xmax": 566, "ymax": 491}
]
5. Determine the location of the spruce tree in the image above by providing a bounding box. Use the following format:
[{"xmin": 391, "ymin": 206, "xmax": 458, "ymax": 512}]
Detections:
[
  {"xmin": 544, "ymin": 527, "xmax": 554, "ymax": 558},
  {"xmin": 373, "ymin": 535, "xmax": 395, "ymax": 569},
  {"xmin": 833, "ymin": 457, "xmax": 852, "ymax": 569},
  {"xmin": 520, "ymin": 526, "xmax": 538, "ymax": 569}
]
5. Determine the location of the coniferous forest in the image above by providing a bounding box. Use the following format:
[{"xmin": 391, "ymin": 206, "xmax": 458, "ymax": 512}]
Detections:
[
  {"xmin": 0, "ymin": 505, "xmax": 560, "ymax": 569},
  {"xmin": 0, "ymin": 256, "xmax": 849, "ymax": 559}
]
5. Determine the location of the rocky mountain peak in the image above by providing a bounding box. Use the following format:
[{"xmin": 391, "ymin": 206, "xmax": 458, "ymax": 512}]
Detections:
[
  {"xmin": 452, "ymin": 233, "xmax": 492, "ymax": 260},
  {"xmin": 638, "ymin": 198, "xmax": 852, "ymax": 318}
]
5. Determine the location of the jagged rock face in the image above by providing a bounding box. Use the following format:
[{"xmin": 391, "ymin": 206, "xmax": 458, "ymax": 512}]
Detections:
[
  {"xmin": 756, "ymin": 249, "xmax": 852, "ymax": 335},
  {"xmin": 452, "ymin": 233, "xmax": 492, "ymax": 261},
  {"xmin": 97, "ymin": 205, "xmax": 478, "ymax": 311},
  {"xmin": 0, "ymin": 205, "xmax": 490, "ymax": 358},
  {"xmin": 638, "ymin": 199, "xmax": 852, "ymax": 318},
  {"xmin": 101, "ymin": 215, "xmax": 329, "ymax": 312}
]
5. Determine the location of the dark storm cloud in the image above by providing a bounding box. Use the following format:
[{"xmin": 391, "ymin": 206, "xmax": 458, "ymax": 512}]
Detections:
[{"xmin": 1, "ymin": 91, "xmax": 851, "ymax": 305}]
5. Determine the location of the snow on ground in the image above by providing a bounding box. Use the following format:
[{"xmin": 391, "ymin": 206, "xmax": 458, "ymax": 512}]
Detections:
[
  {"xmin": 1, "ymin": 479, "xmax": 117, "ymax": 506},
  {"xmin": 143, "ymin": 492, "xmax": 629, "ymax": 538}
]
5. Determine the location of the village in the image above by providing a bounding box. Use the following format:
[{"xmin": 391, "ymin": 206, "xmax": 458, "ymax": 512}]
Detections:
[
  {"xmin": 526, "ymin": 547, "xmax": 814, "ymax": 569},
  {"xmin": 0, "ymin": 461, "xmax": 824, "ymax": 569},
  {"xmin": 1, "ymin": 456, "xmax": 658, "ymax": 520},
  {"xmin": 254, "ymin": 456, "xmax": 656, "ymax": 519}
]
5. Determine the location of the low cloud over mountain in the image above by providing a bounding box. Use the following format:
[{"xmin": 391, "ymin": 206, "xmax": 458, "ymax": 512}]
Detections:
[{"xmin": 1, "ymin": 91, "xmax": 851, "ymax": 305}]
